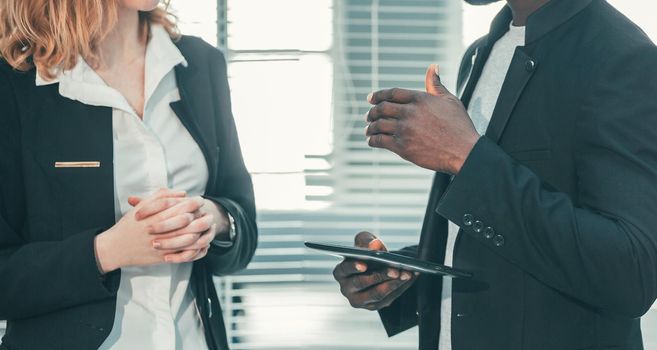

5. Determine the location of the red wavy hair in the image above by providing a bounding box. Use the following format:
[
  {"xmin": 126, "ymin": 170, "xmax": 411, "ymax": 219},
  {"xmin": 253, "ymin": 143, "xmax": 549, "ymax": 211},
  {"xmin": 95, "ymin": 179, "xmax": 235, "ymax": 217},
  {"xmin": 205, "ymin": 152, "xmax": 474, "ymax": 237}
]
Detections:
[{"xmin": 0, "ymin": 0, "xmax": 179, "ymax": 80}]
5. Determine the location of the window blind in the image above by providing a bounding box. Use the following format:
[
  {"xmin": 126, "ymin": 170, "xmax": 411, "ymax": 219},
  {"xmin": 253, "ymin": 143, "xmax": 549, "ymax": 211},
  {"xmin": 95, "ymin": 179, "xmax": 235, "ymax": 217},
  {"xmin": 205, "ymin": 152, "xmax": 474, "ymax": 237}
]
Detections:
[
  {"xmin": 1, "ymin": 1, "xmax": 656, "ymax": 349},
  {"xmin": 219, "ymin": 0, "xmax": 463, "ymax": 349}
]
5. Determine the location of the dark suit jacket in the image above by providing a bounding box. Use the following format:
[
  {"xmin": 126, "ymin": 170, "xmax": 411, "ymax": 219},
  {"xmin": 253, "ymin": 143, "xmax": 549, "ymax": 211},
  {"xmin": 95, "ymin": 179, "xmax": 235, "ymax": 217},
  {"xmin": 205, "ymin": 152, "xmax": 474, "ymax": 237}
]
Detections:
[
  {"xmin": 379, "ymin": 1, "xmax": 657, "ymax": 349},
  {"xmin": 0, "ymin": 36, "xmax": 257, "ymax": 350}
]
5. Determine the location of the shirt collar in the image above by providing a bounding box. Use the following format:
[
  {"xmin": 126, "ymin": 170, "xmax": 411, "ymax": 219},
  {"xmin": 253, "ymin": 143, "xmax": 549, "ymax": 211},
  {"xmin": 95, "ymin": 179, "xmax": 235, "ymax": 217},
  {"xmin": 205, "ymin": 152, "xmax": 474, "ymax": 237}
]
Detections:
[
  {"xmin": 35, "ymin": 24, "xmax": 188, "ymax": 115},
  {"xmin": 144, "ymin": 24, "xmax": 187, "ymax": 102}
]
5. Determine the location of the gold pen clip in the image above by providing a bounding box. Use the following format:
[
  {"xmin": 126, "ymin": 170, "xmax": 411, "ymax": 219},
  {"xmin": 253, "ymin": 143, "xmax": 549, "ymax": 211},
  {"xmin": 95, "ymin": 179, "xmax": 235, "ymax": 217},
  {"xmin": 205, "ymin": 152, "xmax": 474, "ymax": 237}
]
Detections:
[{"xmin": 54, "ymin": 161, "xmax": 101, "ymax": 168}]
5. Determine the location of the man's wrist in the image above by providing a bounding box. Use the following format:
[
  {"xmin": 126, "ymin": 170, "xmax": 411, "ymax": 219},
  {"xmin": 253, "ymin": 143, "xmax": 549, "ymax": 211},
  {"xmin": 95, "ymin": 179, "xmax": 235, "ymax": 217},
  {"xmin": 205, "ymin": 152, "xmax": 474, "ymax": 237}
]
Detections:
[{"xmin": 449, "ymin": 134, "xmax": 480, "ymax": 174}]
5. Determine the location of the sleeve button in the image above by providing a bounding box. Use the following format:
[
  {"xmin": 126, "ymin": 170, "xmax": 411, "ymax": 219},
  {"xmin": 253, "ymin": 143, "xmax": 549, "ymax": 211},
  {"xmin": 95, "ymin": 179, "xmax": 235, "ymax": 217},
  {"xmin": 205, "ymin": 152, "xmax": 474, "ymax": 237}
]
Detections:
[
  {"xmin": 462, "ymin": 214, "xmax": 474, "ymax": 226},
  {"xmin": 473, "ymin": 220, "xmax": 484, "ymax": 233},
  {"xmin": 483, "ymin": 227, "xmax": 495, "ymax": 239},
  {"xmin": 493, "ymin": 234, "xmax": 505, "ymax": 247}
]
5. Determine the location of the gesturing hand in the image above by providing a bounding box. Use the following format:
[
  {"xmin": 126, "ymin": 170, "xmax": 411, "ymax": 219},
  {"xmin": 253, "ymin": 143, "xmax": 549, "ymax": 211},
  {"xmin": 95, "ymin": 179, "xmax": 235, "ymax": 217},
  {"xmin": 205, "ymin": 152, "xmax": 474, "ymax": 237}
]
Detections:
[
  {"xmin": 333, "ymin": 232, "xmax": 416, "ymax": 311},
  {"xmin": 365, "ymin": 64, "xmax": 480, "ymax": 174}
]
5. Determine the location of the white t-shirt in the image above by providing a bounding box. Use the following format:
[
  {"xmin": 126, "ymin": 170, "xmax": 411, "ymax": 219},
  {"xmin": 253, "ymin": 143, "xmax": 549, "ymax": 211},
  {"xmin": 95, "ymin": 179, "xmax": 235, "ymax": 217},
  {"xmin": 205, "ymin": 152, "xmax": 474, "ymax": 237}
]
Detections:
[{"xmin": 438, "ymin": 24, "xmax": 526, "ymax": 350}]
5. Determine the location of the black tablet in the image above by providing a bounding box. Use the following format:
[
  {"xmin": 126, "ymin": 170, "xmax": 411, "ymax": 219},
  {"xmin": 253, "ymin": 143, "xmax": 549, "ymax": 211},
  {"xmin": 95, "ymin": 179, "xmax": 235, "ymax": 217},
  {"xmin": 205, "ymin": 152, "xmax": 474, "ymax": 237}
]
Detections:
[{"xmin": 305, "ymin": 241, "xmax": 472, "ymax": 279}]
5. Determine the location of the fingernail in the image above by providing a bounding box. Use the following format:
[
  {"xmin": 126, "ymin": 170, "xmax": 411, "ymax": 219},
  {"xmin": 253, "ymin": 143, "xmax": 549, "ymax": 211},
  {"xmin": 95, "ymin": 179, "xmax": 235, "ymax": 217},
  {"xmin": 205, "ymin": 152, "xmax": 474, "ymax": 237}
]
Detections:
[
  {"xmin": 434, "ymin": 64, "xmax": 440, "ymax": 76},
  {"xmin": 355, "ymin": 262, "xmax": 367, "ymax": 272},
  {"xmin": 368, "ymin": 239, "xmax": 383, "ymax": 250},
  {"xmin": 401, "ymin": 272, "xmax": 412, "ymax": 281},
  {"xmin": 164, "ymin": 256, "xmax": 171, "ymax": 262},
  {"xmin": 153, "ymin": 241, "xmax": 161, "ymax": 248},
  {"xmin": 387, "ymin": 269, "xmax": 399, "ymax": 279},
  {"xmin": 367, "ymin": 92, "xmax": 374, "ymax": 103}
]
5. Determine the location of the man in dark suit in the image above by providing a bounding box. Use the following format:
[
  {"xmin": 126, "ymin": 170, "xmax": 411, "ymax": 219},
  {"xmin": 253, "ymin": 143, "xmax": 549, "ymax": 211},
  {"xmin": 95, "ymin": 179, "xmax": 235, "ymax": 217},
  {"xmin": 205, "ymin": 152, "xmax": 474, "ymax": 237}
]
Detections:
[{"xmin": 332, "ymin": 0, "xmax": 657, "ymax": 349}]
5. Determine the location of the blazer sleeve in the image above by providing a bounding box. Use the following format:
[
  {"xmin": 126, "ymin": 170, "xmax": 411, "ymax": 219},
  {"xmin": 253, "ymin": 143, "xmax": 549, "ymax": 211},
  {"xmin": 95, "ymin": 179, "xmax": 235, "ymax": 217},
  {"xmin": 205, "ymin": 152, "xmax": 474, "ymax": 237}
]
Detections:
[
  {"xmin": 378, "ymin": 245, "xmax": 419, "ymax": 337},
  {"xmin": 435, "ymin": 44, "xmax": 657, "ymax": 318},
  {"xmin": 203, "ymin": 50, "xmax": 258, "ymax": 276},
  {"xmin": 0, "ymin": 68, "xmax": 117, "ymax": 320}
]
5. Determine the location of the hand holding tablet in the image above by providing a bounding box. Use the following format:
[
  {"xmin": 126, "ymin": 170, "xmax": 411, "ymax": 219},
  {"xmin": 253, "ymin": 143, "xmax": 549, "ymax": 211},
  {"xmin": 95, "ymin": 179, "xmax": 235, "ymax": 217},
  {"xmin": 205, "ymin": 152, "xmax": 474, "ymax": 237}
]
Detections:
[
  {"xmin": 326, "ymin": 232, "xmax": 417, "ymax": 310},
  {"xmin": 306, "ymin": 241, "xmax": 472, "ymax": 278},
  {"xmin": 306, "ymin": 242, "xmax": 472, "ymax": 278},
  {"xmin": 318, "ymin": 232, "xmax": 472, "ymax": 311}
]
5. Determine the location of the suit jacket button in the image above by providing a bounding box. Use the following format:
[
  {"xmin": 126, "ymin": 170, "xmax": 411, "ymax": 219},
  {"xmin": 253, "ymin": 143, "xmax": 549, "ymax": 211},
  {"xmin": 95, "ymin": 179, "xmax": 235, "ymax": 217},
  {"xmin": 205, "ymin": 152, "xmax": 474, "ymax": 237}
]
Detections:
[
  {"xmin": 462, "ymin": 214, "xmax": 474, "ymax": 226},
  {"xmin": 483, "ymin": 227, "xmax": 495, "ymax": 239},
  {"xmin": 525, "ymin": 59, "xmax": 537, "ymax": 72},
  {"xmin": 473, "ymin": 220, "xmax": 484, "ymax": 233},
  {"xmin": 493, "ymin": 234, "xmax": 505, "ymax": 247}
]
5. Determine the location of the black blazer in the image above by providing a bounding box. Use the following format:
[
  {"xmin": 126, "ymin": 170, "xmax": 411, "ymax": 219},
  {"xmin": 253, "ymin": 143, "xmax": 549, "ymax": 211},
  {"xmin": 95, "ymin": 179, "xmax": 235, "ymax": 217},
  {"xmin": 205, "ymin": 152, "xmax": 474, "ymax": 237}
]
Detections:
[
  {"xmin": 380, "ymin": 1, "xmax": 657, "ymax": 349},
  {"xmin": 0, "ymin": 36, "xmax": 257, "ymax": 349}
]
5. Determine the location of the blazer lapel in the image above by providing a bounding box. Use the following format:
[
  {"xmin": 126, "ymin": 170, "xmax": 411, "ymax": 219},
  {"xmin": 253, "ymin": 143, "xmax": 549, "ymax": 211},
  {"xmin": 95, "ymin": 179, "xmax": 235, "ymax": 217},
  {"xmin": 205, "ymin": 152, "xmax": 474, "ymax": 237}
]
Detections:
[
  {"xmin": 484, "ymin": 47, "xmax": 537, "ymax": 143},
  {"xmin": 171, "ymin": 63, "xmax": 220, "ymax": 189},
  {"xmin": 460, "ymin": 5, "xmax": 541, "ymax": 144},
  {"xmin": 460, "ymin": 6, "xmax": 513, "ymax": 109},
  {"xmin": 483, "ymin": 0, "xmax": 593, "ymax": 143},
  {"xmin": 460, "ymin": 46, "xmax": 486, "ymax": 108}
]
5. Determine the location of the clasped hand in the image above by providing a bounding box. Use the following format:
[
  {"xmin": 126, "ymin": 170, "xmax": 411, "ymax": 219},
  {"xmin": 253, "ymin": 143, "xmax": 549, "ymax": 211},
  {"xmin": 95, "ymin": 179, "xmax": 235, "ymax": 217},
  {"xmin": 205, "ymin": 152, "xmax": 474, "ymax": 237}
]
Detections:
[{"xmin": 95, "ymin": 188, "xmax": 229, "ymax": 273}]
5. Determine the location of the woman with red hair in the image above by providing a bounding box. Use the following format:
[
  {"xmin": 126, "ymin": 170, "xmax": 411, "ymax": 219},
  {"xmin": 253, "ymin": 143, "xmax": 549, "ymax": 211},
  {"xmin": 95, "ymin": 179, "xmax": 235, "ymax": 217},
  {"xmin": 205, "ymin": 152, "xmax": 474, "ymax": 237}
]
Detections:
[{"xmin": 0, "ymin": 1, "xmax": 257, "ymax": 349}]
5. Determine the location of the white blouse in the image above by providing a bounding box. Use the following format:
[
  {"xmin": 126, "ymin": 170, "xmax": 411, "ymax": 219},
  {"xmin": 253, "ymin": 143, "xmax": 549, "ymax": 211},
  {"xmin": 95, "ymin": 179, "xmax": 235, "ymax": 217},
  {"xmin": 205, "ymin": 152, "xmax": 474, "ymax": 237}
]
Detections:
[{"xmin": 36, "ymin": 25, "xmax": 210, "ymax": 350}]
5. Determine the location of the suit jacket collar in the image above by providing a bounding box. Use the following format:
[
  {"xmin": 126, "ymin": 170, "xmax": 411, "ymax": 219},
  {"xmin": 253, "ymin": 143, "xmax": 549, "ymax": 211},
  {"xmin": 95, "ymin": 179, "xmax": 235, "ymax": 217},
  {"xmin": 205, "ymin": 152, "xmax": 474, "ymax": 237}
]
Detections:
[
  {"xmin": 464, "ymin": 0, "xmax": 594, "ymax": 143},
  {"xmin": 488, "ymin": 0, "xmax": 595, "ymax": 46},
  {"xmin": 526, "ymin": 0, "xmax": 594, "ymax": 44}
]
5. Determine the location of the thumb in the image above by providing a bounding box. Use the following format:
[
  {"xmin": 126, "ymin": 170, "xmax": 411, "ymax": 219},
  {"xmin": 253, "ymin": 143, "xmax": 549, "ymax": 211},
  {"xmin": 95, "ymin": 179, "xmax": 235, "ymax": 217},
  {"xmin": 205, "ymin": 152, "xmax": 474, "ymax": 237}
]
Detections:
[
  {"xmin": 425, "ymin": 64, "xmax": 449, "ymax": 96},
  {"xmin": 355, "ymin": 231, "xmax": 378, "ymax": 248},
  {"xmin": 368, "ymin": 238, "xmax": 389, "ymax": 252}
]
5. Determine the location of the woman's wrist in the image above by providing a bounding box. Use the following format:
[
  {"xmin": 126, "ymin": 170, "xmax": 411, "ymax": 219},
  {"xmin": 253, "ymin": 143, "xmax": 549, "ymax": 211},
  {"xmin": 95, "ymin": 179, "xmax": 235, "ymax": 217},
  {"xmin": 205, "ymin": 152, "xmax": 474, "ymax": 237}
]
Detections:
[
  {"xmin": 205, "ymin": 199, "xmax": 231, "ymax": 241},
  {"xmin": 94, "ymin": 230, "xmax": 121, "ymax": 274}
]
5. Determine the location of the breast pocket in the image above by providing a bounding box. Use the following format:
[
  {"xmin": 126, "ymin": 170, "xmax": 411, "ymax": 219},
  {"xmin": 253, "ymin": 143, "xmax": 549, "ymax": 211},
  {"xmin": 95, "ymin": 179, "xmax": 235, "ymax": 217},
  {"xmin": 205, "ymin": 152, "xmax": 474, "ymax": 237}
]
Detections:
[
  {"xmin": 49, "ymin": 160, "xmax": 105, "ymax": 188},
  {"xmin": 39, "ymin": 156, "xmax": 114, "ymax": 236}
]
